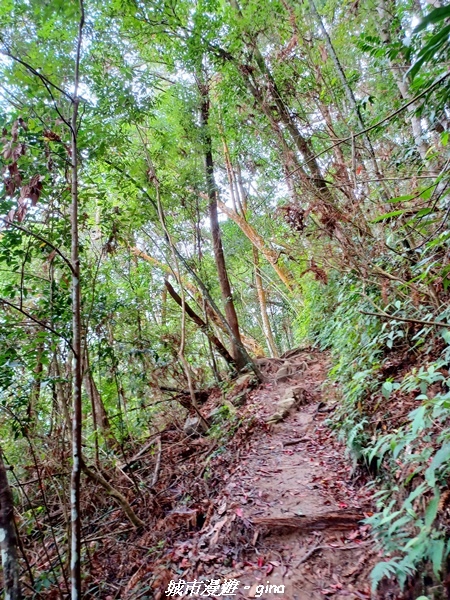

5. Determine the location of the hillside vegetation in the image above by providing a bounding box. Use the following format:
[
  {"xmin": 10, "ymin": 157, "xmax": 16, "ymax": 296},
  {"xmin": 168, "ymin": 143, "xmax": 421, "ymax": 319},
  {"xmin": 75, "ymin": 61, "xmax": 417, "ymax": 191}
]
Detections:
[{"xmin": 1, "ymin": 0, "xmax": 450, "ymax": 598}]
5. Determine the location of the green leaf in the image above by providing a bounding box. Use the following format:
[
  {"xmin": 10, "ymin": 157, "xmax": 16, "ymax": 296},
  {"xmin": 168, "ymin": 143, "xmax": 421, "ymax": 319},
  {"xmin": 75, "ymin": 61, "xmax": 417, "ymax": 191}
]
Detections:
[
  {"xmin": 388, "ymin": 514, "xmax": 412, "ymax": 535},
  {"xmin": 416, "ymin": 208, "xmax": 434, "ymax": 218},
  {"xmin": 371, "ymin": 561, "xmax": 399, "ymax": 591},
  {"xmin": 425, "ymin": 494, "xmax": 439, "ymax": 527},
  {"xmin": 414, "ymin": 6, "xmax": 450, "ymax": 33},
  {"xmin": 388, "ymin": 193, "xmax": 417, "ymax": 204},
  {"xmin": 409, "ymin": 24, "xmax": 450, "ymax": 78},
  {"xmin": 403, "ymin": 482, "xmax": 427, "ymax": 509},
  {"xmin": 382, "ymin": 381, "xmax": 393, "ymax": 399},
  {"xmin": 425, "ymin": 444, "xmax": 450, "ymax": 486},
  {"xmin": 429, "ymin": 539, "xmax": 445, "ymax": 576},
  {"xmin": 410, "ymin": 405, "xmax": 427, "ymax": 435},
  {"xmin": 371, "ymin": 209, "xmax": 410, "ymax": 223}
]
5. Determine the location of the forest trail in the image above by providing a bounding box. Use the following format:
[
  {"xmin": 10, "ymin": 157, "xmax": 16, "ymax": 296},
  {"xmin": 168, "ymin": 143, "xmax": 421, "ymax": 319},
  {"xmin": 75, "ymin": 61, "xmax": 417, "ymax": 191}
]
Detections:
[{"xmin": 150, "ymin": 350, "xmax": 378, "ymax": 600}]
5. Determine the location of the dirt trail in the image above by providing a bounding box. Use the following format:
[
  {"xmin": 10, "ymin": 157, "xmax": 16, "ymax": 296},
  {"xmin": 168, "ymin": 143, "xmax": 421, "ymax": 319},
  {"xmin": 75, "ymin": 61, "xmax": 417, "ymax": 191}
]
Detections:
[
  {"xmin": 219, "ymin": 349, "xmax": 376, "ymax": 599},
  {"xmin": 181, "ymin": 349, "xmax": 377, "ymax": 600},
  {"xmin": 124, "ymin": 349, "xmax": 379, "ymax": 600}
]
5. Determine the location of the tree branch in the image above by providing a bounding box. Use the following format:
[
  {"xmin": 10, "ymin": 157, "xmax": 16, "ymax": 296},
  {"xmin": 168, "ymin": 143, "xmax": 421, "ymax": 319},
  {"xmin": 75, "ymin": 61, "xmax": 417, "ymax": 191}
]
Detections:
[
  {"xmin": 359, "ymin": 309, "xmax": 450, "ymax": 329},
  {"xmin": 287, "ymin": 70, "xmax": 450, "ymax": 180},
  {"xmin": 0, "ymin": 298, "xmax": 75, "ymax": 352},
  {"xmin": 1, "ymin": 218, "xmax": 74, "ymax": 274}
]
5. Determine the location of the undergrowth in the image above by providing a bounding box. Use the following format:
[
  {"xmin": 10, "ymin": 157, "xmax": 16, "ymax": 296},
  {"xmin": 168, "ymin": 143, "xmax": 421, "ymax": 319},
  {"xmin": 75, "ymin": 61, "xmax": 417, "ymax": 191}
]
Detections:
[{"xmin": 297, "ymin": 273, "xmax": 450, "ymax": 597}]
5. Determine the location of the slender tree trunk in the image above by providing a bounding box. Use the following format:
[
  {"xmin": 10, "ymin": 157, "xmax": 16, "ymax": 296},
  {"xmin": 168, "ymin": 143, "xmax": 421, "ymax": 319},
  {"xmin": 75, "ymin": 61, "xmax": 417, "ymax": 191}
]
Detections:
[
  {"xmin": 161, "ymin": 285, "xmax": 167, "ymax": 326},
  {"xmin": 222, "ymin": 136, "xmax": 239, "ymax": 213},
  {"xmin": 164, "ymin": 279, "xmax": 236, "ymax": 368},
  {"xmin": 132, "ymin": 247, "xmax": 266, "ymax": 357},
  {"xmin": 377, "ymin": 0, "xmax": 431, "ymax": 161},
  {"xmin": 253, "ymin": 247, "xmax": 279, "ymax": 357},
  {"xmin": 149, "ymin": 161, "xmax": 210, "ymax": 427},
  {"xmin": 70, "ymin": 4, "xmax": 84, "ymax": 598},
  {"xmin": 83, "ymin": 349, "xmax": 117, "ymax": 450},
  {"xmin": 216, "ymin": 197, "xmax": 293, "ymax": 289},
  {"xmin": 27, "ymin": 339, "xmax": 44, "ymax": 431},
  {"xmin": 217, "ymin": 151, "xmax": 294, "ymax": 289},
  {"xmin": 199, "ymin": 80, "xmax": 247, "ymax": 370},
  {"xmin": 112, "ymin": 161, "xmax": 261, "ymax": 377},
  {"xmin": 309, "ymin": 0, "xmax": 381, "ymax": 172},
  {"xmin": 0, "ymin": 449, "xmax": 22, "ymax": 600},
  {"xmin": 229, "ymin": 0, "xmax": 334, "ymax": 205},
  {"xmin": 52, "ymin": 352, "xmax": 72, "ymax": 437}
]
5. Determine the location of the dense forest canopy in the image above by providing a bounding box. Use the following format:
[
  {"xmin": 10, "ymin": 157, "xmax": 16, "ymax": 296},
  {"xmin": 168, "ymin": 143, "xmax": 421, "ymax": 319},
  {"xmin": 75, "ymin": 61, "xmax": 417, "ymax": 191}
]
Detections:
[{"xmin": 1, "ymin": 0, "xmax": 450, "ymax": 597}]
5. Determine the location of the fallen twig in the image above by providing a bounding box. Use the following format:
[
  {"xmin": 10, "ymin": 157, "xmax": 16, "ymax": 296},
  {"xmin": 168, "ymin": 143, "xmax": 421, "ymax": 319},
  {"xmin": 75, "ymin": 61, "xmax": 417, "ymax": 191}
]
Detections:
[
  {"xmin": 294, "ymin": 543, "xmax": 367, "ymax": 568},
  {"xmin": 151, "ymin": 436, "xmax": 162, "ymax": 487},
  {"xmin": 283, "ymin": 437, "xmax": 310, "ymax": 447},
  {"xmin": 295, "ymin": 544, "xmax": 324, "ymax": 567}
]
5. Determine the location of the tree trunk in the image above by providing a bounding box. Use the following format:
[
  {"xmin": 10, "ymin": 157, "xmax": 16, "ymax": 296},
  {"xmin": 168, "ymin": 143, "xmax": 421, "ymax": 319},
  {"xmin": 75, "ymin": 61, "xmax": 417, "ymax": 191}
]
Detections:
[
  {"xmin": 132, "ymin": 247, "xmax": 265, "ymax": 357},
  {"xmin": 377, "ymin": 0, "xmax": 431, "ymax": 161},
  {"xmin": 253, "ymin": 247, "xmax": 279, "ymax": 357},
  {"xmin": 164, "ymin": 279, "xmax": 236, "ymax": 368},
  {"xmin": 83, "ymin": 349, "xmax": 117, "ymax": 449},
  {"xmin": 26, "ymin": 339, "xmax": 44, "ymax": 432},
  {"xmin": 161, "ymin": 285, "xmax": 167, "ymax": 327},
  {"xmin": 216, "ymin": 197, "xmax": 293, "ymax": 289},
  {"xmin": 70, "ymin": 5, "xmax": 84, "ymax": 598},
  {"xmin": 199, "ymin": 79, "xmax": 247, "ymax": 370},
  {"xmin": 0, "ymin": 450, "xmax": 22, "ymax": 600}
]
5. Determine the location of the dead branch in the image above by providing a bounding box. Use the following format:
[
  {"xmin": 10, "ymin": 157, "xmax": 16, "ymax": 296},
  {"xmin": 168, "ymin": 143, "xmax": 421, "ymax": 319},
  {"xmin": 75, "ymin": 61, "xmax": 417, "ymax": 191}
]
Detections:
[
  {"xmin": 359, "ymin": 310, "xmax": 450, "ymax": 329},
  {"xmin": 282, "ymin": 437, "xmax": 310, "ymax": 447},
  {"xmin": 81, "ymin": 459, "xmax": 145, "ymax": 528},
  {"xmin": 151, "ymin": 436, "xmax": 162, "ymax": 487}
]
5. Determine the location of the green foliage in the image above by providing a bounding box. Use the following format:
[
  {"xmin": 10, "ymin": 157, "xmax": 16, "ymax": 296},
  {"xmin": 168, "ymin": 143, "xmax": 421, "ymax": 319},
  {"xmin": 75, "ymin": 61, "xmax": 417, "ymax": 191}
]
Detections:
[
  {"xmin": 296, "ymin": 267, "xmax": 450, "ymax": 591},
  {"xmin": 410, "ymin": 6, "xmax": 450, "ymax": 79},
  {"xmin": 2, "ymin": 0, "xmax": 450, "ymax": 594}
]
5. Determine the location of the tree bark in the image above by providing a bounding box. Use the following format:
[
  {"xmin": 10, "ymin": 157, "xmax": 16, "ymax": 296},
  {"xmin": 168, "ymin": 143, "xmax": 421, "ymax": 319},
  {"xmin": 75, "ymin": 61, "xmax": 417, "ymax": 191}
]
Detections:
[
  {"xmin": 108, "ymin": 162, "xmax": 262, "ymax": 378},
  {"xmin": 216, "ymin": 197, "xmax": 293, "ymax": 289},
  {"xmin": 377, "ymin": 0, "xmax": 431, "ymax": 161},
  {"xmin": 26, "ymin": 339, "xmax": 44, "ymax": 432},
  {"xmin": 199, "ymin": 79, "xmax": 248, "ymax": 370},
  {"xmin": 230, "ymin": 0, "xmax": 334, "ymax": 205},
  {"xmin": 70, "ymin": 4, "xmax": 84, "ymax": 598},
  {"xmin": 131, "ymin": 247, "xmax": 265, "ymax": 357},
  {"xmin": 164, "ymin": 279, "xmax": 236, "ymax": 368},
  {"xmin": 252, "ymin": 247, "xmax": 279, "ymax": 357},
  {"xmin": 0, "ymin": 450, "xmax": 22, "ymax": 600},
  {"xmin": 83, "ymin": 349, "xmax": 117, "ymax": 450}
]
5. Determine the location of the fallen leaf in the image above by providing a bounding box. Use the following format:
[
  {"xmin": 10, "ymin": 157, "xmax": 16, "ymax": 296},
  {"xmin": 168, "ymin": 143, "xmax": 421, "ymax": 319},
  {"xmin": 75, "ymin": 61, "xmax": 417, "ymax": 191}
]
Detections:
[{"xmin": 218, "ymin": 502, "xmax": 227, "ymax": 515}]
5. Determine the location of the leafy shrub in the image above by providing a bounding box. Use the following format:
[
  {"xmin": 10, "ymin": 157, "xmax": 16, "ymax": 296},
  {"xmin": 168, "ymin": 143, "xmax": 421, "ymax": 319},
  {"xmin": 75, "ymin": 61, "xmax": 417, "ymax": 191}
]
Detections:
[{"xmin": 297, "ymin": 272, "xmax": 450, "ymax": 592}]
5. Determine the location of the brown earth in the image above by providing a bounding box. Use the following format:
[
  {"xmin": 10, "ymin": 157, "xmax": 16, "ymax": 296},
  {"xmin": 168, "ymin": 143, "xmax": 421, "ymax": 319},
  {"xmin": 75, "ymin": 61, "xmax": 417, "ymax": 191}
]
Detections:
[
  {"xmin": 142, "ymin": 349, "xmax": 378, "ymax": 600},
  {"xmin": 87, "ymin": 349, "xmax": 380, "ymax": 599}
]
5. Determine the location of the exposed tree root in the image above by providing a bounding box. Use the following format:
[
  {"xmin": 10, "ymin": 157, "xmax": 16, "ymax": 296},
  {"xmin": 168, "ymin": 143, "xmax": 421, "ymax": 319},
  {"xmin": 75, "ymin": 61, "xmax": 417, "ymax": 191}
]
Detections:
[{"xmin": 252, "ymin": 510, "xmax": 364, "ymax": 534}]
